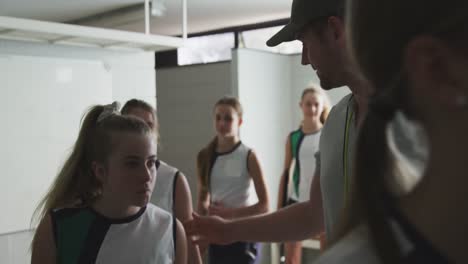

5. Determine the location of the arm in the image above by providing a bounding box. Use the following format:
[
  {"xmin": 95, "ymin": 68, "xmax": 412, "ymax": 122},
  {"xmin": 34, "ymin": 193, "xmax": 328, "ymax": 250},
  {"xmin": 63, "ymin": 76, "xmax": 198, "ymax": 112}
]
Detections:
[
  {"xmin": 31, "ymin": 214, "xmax": 56, "ymax": 264},
  {"xmin": 231, "ymin": 172, "xmax": 322, "ymax": 242},
  {"xmin": 196, "ymin": 184, "xmax": 209, "ymax": 216},
  {"xmin": 174, "ymin": 173, "xmax": 202, "ymax": 264},
  {"xmin": 196, "ymin": 153, "xmax": 210, "ymax": 216},
  {"xmin": 186, "ymin": 164, "xmax": 324, "ymax": 245},
  {"xmin": 309, "ymin": 151, "xmax": 324, "ymax": 233},
  {"xmin": 277, "ymin": 136, "xmax": 293, "ymax": 209},
  {"xmin": 175, "ymin": 219, "xmax": 188, "ymax": 264},
  {"xmin": 209, "ymin": 151, "xmax": 270, "ymax": 219}
]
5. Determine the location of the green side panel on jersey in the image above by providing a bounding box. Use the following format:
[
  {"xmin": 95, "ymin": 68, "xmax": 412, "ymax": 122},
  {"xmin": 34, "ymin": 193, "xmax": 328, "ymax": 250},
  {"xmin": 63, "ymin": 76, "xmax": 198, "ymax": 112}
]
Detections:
[
  {"xmin": 57, "ymin": 210, "xmax": 96, "ymax": 264},
  {"xmin": 290, "ymin": 130, "xmax": 304, "ymax": 197}
]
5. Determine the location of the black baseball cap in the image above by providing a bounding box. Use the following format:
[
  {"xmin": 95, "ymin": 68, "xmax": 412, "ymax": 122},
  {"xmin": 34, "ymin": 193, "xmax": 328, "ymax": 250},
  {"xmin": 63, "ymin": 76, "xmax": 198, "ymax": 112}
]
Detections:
[{"xmin": 267, "ymin": 0, "xmax": 344, "ymax": 47}]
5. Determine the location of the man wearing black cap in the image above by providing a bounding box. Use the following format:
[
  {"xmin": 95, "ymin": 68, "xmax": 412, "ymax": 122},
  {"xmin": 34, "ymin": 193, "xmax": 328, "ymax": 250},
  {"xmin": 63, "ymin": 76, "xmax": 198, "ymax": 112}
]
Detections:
[{"xmin": 185, "ymin": 0, "xmax": 372, "ymax": 253}]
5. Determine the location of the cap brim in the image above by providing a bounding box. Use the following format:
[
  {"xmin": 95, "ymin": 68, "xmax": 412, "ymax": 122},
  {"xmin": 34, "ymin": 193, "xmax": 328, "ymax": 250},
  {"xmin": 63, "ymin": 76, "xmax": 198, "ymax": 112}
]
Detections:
[{"xmin": 266, "ymin": 23, "xmax": 301, "ymax": 47}]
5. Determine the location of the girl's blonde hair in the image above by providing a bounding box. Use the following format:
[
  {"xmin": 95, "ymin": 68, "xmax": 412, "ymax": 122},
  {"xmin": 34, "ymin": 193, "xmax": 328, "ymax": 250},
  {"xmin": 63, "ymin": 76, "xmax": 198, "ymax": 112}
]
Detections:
[
  {"xmin": 301, "ymin": 84, "xmax": 331, "ymax": 124},
  {"xmin": 32, "ymin": 103, "xmax": 154, "ymax": 244}
]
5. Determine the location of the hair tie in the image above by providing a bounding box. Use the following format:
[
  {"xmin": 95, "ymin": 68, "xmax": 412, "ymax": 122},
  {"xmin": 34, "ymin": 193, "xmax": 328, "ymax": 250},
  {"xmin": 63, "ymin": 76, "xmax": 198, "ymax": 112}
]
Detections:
[
  {"xmin": 386, "ymin": 111, "xmax": 429, "ymax": 196},
  {"xmin": 97, "ymin": 101, "xmax": 121, "ymax": 123}
]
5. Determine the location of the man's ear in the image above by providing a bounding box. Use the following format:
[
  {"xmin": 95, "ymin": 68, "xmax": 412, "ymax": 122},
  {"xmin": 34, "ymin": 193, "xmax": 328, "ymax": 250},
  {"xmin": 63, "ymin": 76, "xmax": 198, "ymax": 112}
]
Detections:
[{"xmin": 328, "ymin": 16, "xmax": 345, "ymax": 42}]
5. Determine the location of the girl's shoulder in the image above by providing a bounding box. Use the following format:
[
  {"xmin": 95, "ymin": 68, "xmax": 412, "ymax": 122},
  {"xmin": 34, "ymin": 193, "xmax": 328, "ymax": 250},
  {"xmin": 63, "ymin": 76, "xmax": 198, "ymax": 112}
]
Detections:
[
  {"xmin": 144, "ymin": 204, "xmax": 174, "ymax": 234},
  {"xmin": 157, "ymin": 160, "xmax": 179, "ymax": 175},
  {"xmin": 289, "ymin": 128, "xmax": 303, "ymax": 138},
  {"xmin": 51, "ymin": 204, "xmax": 88, "ymax": 217},
  {"xmin": 237, "ymin": 143, "xmax": 255, "ymax": 160},
  {"xmin": 239, "ymin": 142, "xmax": 252, "ymax": 151},
  {"xmin": 146, "ymin": 203, "xmax": 172, "ymax": 220}
]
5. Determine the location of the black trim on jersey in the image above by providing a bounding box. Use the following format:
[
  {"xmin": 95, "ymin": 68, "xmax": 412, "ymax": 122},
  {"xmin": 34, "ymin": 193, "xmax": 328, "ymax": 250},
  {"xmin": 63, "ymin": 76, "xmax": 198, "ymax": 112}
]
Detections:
[
  {"xmin": 173, "ymin": 215, "xmax": 177, "ymax": 257},
  {"xmin": 387, "ymin": 201, "xmax": 451, "ymax": 263},
  {"xmin": 172, "ymin": 171, "xmax": 180, "ymax": 214},
  {"xmin": 280, "ymin": 168, "xmax": 290, "ymax": 208},
  {"xmin": 77, "ymin": 217, "xmax": 111, "ymax": 264},
  {"xmin": 246, "ymin": 149, "xmax": 253, "ymax": 172},
  {"xmin": 294, "ymin": 130, "xmax": 306, "ymax": 193},
  {"xmin": 342, "ymin": 95, "xmax": 354, "ymax": 188},
  {"xmin": 172, "ymin": 171, "xmax": 180, "ymax": 257},
  {"xmin": 89, "ymin": 206, "xmax": 147, "ymax": 224}
]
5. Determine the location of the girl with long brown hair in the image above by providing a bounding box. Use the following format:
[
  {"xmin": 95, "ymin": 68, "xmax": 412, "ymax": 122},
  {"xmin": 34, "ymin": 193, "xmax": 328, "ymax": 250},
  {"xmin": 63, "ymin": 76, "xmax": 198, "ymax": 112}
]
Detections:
[
  {"xmin": 31, "ymin": 102, "xmax": 187, "ymax": 264},
  {"xmin": 196, "ymin": 96, "xmax": 269, "ymax": 264},
  {"xmin": 121, "ymin": 98, "xmax": 202, "ymax": 264}
]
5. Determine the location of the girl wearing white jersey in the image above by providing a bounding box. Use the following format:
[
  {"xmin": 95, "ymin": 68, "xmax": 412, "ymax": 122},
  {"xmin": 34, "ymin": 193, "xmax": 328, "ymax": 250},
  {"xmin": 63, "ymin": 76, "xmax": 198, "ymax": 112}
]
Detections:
[
  {"xmin": 196, "ymin": 96, "xmax": 269, "ymax": 264},
  {"xmin": 122, "ymin": 99, "xmax": 202, "ymax": 264},
  {"xmin": 31, "ymin": 102, "xmax": 187, "ymax": 264},
  {"xmin": 277, "ymin": 86, "xmax": 330, "ymax": 264}
]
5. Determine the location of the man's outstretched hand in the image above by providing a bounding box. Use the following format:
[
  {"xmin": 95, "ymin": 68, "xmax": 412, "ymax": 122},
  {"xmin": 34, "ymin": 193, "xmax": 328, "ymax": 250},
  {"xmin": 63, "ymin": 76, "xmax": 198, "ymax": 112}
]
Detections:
[{"xmin": 184, "ymin": 212, "xmax": 235, "ymax": 246}]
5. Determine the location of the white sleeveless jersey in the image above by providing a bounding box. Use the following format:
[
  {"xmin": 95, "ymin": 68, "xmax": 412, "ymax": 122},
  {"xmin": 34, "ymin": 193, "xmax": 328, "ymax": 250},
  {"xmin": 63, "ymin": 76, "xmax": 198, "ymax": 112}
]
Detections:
[
  {"xmin": 298, "ymin": 131, "xmax": 321, "ymax": 202},
  {"xmin": 51, "ymin": 203, "xmax": 175, "ymax": 264},
  {"xmin": 152, "ymin": 160, "xmax": 179, "ymax": 214},
  {"xmin": 210, "ymin": 142, "xmax": 258, "ymax": 208},
  {"xmin": 288, "ymin": 130, "xmax": 321, "ymax": 202}
]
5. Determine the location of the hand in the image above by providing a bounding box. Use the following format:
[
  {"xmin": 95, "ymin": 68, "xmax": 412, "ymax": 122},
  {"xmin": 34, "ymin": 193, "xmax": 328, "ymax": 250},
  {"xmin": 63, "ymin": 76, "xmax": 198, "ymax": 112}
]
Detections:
[
  {"xmin": 208, "ymin": 202, "xmax": 234, "ymax": 219},
  {"xmin": 184, "ymin": 212, "xmax": 234, "ymax": 246}
]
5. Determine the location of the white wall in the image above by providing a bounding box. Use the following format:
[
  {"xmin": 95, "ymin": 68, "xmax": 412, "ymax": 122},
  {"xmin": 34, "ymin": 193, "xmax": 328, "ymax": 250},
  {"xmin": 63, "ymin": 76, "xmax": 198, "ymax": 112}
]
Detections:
[
  {"xmin": 156, "ymin": 62, "xmax": 233, "ymax": 204},
  {"xmin": 233, "ymin": 49, "xmax": 294, "ymax": 215},
  {"xmin": 0, "ymin": 40, "xmax": 156, "ymax": 264},
  {"xmin": 233, "ymin": 49, "xmax": 295, "ymax": 264},
  {"xmin": 1, "ymin": 55, "xmax": 113, "ymax": 235}
]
